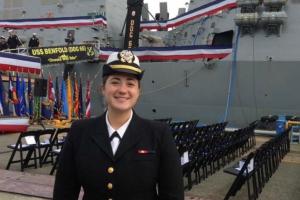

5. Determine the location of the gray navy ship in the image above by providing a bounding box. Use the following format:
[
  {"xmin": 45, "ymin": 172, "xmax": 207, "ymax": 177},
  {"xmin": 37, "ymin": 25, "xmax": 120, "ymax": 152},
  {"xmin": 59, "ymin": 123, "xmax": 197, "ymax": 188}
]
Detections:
[
  {"xmin": 0, "ymin": 0, "xmax": 298, "ymax": 127},
  {"xmin": 0, "ymin": 1, "xmax": 300, "ymax": 200}
]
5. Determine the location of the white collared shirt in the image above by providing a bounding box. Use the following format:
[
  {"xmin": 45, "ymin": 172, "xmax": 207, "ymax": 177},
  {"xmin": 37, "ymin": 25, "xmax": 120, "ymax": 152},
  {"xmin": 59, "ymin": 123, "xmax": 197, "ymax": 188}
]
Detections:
[{"xmin": 105, "ymin": 110, "xmax": 133, "ymax": 154}]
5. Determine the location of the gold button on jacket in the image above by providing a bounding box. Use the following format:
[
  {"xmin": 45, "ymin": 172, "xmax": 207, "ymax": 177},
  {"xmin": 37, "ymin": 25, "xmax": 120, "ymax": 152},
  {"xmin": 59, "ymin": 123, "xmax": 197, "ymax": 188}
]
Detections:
[
  {"xmin": 108, "ymin": 167, "xmax": 114, "ymax": 174},
  {"xmin": 107, "ymin": 183, "xmax": 113, "ymax": 190}
]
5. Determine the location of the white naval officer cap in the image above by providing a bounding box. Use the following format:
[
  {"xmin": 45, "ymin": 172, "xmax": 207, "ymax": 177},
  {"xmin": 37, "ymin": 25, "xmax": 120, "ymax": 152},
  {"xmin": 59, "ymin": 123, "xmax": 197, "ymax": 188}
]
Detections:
[{"xmin": 102, "ymin": 50, "xmax": 144, "ymax": 80}]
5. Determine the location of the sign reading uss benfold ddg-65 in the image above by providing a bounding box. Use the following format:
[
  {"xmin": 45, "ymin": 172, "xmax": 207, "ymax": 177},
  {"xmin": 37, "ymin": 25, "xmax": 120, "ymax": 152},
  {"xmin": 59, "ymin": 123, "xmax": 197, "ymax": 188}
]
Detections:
[{"xmin": 28, "ymin": 44, "xmax": 95, "ymax": 65}]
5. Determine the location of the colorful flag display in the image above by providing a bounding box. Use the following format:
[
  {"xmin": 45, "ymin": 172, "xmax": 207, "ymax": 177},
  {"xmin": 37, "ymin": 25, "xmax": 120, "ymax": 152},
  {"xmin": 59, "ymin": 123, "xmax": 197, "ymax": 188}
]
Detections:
[{"xmin": 1, "ymin": 74, "xmax": 92, "ymax": 120}]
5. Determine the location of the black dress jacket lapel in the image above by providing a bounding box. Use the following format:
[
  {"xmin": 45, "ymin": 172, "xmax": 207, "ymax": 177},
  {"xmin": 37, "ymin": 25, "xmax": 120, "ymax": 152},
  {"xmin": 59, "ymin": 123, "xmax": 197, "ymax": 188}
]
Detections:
[
  {"xmin": 114, "ymin": 112, "xmax": 143, "ymax": 161},
  {"xmin": 90, "ymin": 114, "xmax": 114, "ymax": 160}
]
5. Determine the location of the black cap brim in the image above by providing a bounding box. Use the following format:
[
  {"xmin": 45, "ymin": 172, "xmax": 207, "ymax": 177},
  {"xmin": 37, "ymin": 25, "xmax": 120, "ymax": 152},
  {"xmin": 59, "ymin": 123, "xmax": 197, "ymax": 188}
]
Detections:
[{"xmin": 102, "ymin": 64, "xmax": 144, "ymax": 80}]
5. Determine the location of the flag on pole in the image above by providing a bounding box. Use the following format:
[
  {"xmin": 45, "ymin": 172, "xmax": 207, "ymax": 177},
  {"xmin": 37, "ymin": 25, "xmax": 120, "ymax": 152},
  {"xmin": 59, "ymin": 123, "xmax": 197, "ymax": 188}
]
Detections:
[
  {"xmin": 8, "ymin": 73, "xmax": 18, "ymax": 104},
  {"xmin": 61, "ymin": 78, "xmax": 68, "ymax": 118},
  {"xmin": 8, "ymin": 73, "xmax": 13, "ymax": 103},
  {"xmin": 67, "ymin": 74, "xmax": 73, "ymax": 120},
  {"xmin": 33, "ymin": 96, "xmax": 41, "ymax": 122},
  {"xmin": 85, "ymin": 80, "xmax": 91, "ymax": 118},
  {"xmin": 27, "ymin": 74, "xmax": 33, "ymax": 117},
  {"xmin": 47, "ymin": 74, "xmax": 55, "ymax": 119},
  {"xmin": 73, "ymin": 76, "xmax": 79, "ymax": 118},
  {"xmin": 0, "ymin": 73, "xmax": 9, "ymax": 116},
  {"xmin": 8, "ymin": 73, "xmax": 19, "ymax": 116},
  {"xmin": 78, "ymin": 77, "xmax": 83, "ymax": 119},
  {"xmin": 54, "ymin": 76, "xmax": 61, "ymax": 118},
  {"xmin": 15, "ymin": 74, "xmax": 21, "ymax": 116},
  {"xmin": 48, "ymin": 74, "xmax": 55, "ymax": 103},
  {"xmin": 19, "ymin": 75, "xmax": 27, "ymax": 116}
]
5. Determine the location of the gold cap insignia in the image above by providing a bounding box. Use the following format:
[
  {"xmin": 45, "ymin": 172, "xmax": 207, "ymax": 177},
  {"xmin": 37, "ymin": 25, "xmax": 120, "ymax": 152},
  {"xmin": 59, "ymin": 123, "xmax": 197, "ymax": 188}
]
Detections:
[{"xmin": 118, "ymin": 50, "xmax": 135, "ymax": 64}]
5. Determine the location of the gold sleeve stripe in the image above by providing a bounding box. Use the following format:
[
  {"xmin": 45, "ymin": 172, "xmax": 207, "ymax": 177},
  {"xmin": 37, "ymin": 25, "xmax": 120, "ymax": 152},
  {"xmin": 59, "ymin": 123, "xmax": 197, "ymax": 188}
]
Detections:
[{"xmin": 110, "ymin": 65, "xmax": 142, "ymax": 73}]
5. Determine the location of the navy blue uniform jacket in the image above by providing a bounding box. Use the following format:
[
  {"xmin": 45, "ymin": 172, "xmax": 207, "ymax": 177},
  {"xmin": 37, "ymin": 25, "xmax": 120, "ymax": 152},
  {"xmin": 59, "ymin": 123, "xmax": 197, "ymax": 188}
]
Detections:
[{"xmin": 53, "ymin": 112, "xmax": 184, "ymax": 200}]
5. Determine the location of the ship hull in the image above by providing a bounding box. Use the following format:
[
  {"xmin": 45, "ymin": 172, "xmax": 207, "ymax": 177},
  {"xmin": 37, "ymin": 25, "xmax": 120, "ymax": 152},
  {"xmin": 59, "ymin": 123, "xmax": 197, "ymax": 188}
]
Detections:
[
  {"xmin": 135, "ymin": 60, "xmax": 300, "ymax": 127},
  {"xmin": 46, "ymin": 58, "xmax": 300, "ymax": 128}
]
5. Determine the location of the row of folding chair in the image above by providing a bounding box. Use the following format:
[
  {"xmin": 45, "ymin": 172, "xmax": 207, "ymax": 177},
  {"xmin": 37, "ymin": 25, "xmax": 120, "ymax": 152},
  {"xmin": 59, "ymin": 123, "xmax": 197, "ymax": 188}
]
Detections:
[
  {"xmin": 224, "ymin": 128, "xmax": 290, "ymax": 200},
  {"xmin": 169, "ymin": 120, "xmax": 199, "ymax": 154},
  {"xmin": 226, "ymin": 125, "xmax": 256, "ymax": 162},
  {"xmin": 6, "ymin": 128, "xmax": 69, "ymax": 173},
  {"xmin": 168, "ymin": 120, "xmax": 199, "ymax": 190},
  {"xmin": 177, "ymin": 122, "xmax": 256, "ymax": 190},
  {"xmin": 170, "ymin": 121, "xmax": 229, "ymax": 190},
  {"xmin": 198, "ymin": 124, "xmax": 255, "ymax": 181},
  {"xmin": 6, "ymin": 129, "xmax": 55, "ymax": 171},
  {"xmin": 250, "ymin": 129, "xmax": 290, "ymax": 200},
  {"xmin": 43, "ymin": 128, "xmax": 70, "ymax": 175},
  {"xmin": 189, "ymin": 122, "xmax": 229, "ymax": 184}
]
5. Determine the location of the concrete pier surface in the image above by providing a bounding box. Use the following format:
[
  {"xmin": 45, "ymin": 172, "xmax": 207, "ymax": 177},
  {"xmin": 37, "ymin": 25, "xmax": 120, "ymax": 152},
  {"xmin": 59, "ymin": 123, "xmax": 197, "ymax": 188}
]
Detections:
[{"xmin": 0, "ymin": 131, "xmax": 299, "ymax": 200}]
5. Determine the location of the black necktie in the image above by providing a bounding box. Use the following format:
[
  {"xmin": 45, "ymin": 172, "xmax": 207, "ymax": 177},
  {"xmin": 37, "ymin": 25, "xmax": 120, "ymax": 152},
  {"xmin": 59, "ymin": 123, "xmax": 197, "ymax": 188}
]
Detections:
[
  {"xmin": 110, "ymin": 131, "xmax": 121, "ymax": 155},
  {"xmin": 110, "ymin": 131, "xmax": 121, "ymax": 141}
]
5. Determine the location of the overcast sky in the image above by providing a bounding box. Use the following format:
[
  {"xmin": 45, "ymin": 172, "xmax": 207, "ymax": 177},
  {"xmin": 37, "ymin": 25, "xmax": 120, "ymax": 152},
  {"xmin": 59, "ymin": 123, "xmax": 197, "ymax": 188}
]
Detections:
[{"xmin": 143, "ymin": 0, "xmax": 188, "ymax": 19}]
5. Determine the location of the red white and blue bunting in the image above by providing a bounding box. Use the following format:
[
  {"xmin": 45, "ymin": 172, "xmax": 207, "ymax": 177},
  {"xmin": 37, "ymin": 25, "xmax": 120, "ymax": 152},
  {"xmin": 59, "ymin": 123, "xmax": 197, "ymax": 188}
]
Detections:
[
  {"xmin": 0, "ymin": 52, "xmax": 41, "ymax": 74},
  {"xmin": 0, "ymin": 15, "xmax": 107, "ymax": 29},
  {"xmin": 140, "ymin": 0, "xmax": 237, "ymax": 30},
  {"xmin": 99, "ymin": 45, "xmax": 232, "ymax": 62}
]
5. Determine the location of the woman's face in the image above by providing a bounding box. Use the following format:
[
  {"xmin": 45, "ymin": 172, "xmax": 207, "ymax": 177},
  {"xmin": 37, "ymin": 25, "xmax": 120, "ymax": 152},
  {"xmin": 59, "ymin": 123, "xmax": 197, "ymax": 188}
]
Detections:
[{"xmin": 102, "ymin": 74, "xmax": 140, "ymax": 114}]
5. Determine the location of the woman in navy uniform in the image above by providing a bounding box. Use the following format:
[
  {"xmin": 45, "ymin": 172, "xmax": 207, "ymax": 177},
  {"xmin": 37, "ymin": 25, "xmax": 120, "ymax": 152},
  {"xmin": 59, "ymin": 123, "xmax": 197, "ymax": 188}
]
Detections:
[{"xmin": 53, "ymin": 50, "xmax": 184, "ymax": 200}]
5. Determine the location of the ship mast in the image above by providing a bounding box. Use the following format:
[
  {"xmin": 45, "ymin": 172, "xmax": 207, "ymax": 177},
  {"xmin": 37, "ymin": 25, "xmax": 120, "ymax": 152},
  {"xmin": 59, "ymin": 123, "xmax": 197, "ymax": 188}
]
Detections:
[{"xmin": 123, "ymin": 0, "xmax": 144, "ymax": 49}]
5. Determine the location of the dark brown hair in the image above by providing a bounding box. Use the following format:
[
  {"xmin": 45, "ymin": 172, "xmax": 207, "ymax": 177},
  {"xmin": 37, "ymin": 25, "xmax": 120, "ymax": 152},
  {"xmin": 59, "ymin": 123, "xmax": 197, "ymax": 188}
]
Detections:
[{"xmin": 102, "ymin": 75, "xmax": 141, "ymax": 88}]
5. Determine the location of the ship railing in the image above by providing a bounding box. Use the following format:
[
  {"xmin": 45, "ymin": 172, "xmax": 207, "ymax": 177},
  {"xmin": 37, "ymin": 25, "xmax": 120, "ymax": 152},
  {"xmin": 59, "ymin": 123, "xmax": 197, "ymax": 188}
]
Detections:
[{"xmin": 2, "ymin": 47, "xmax": 28, "ymax": 55}]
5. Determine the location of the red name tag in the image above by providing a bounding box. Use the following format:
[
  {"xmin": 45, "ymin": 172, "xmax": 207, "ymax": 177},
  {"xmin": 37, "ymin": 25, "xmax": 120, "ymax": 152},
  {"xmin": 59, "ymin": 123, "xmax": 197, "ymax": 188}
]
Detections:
[
  {"xmin": 137, "ymin": 149, "xmax": 156, "ymax": 154},
  {"xmin": 138, "ymin": 149, "xmax": 149, "ymax": 154}
]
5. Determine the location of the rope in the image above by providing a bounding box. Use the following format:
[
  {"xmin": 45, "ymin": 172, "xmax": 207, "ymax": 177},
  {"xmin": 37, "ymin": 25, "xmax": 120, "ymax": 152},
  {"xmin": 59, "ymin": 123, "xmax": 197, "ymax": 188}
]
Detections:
[
  {"xmin": 141, "ymin": 65, "xmax": 202, "ymax": 96},
  {"xmin": 223, "ymin": 26, "xmax": 240, "ymax": 122}
]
